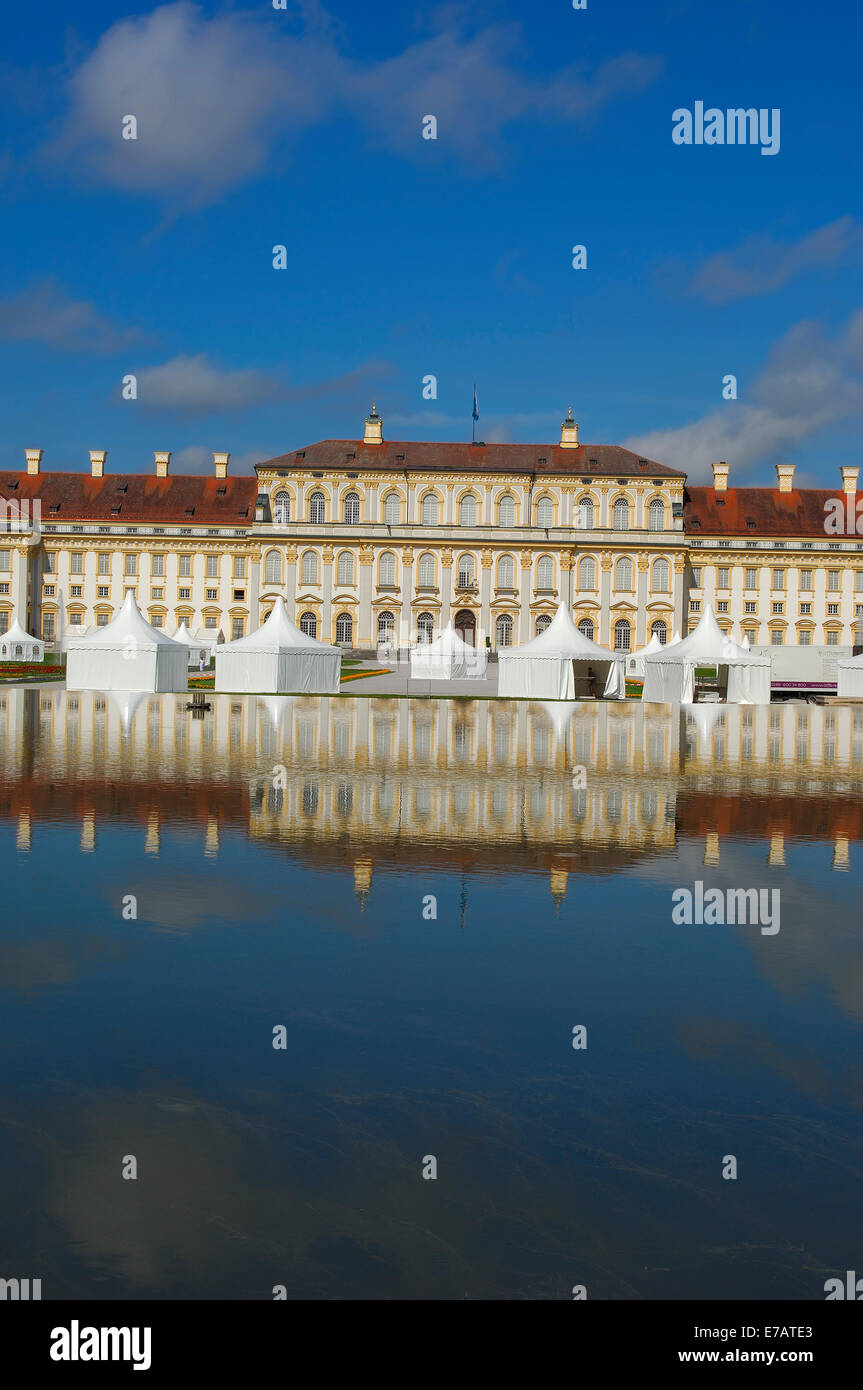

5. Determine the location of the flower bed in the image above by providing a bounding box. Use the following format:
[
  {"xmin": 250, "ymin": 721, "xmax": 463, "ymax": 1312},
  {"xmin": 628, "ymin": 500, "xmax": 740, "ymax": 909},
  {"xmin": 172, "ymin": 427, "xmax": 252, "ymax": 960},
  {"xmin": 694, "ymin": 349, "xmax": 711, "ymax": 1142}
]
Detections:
[{"xmin": 0, "ymin": 663, "xmax": 65, "ymax": 679}]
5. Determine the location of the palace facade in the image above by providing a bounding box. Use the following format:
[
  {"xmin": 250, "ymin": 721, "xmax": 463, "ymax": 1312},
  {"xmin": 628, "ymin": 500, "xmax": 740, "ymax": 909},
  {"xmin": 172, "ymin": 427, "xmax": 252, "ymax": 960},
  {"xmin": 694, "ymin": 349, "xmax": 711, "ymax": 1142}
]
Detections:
[{"xmin": 1, "ymin": 408, "xmax": 862, "ymax": 653}]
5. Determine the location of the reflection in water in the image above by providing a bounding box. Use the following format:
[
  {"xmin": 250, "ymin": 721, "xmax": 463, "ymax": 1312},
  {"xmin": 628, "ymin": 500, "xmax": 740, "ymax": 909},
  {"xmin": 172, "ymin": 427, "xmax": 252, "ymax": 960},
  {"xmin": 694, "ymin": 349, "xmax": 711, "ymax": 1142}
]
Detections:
[{"xmin": 1, "ymin": 690, "xmax": 862, "ymax": 1299}]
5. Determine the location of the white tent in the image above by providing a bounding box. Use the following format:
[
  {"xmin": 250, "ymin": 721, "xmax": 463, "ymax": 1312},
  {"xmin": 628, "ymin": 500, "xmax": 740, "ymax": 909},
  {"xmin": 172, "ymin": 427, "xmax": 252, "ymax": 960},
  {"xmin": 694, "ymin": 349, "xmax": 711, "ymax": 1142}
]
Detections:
[
  {"xmin": 0, "ymin": 619, "xmax": 44, "ymax": 663},
  {"xmin": 642, "ymin": 605, "xmax": 771, "ymax": 704},
  {"xmin": 497, "ymin": 602, "xmax": 625, "ymax": 700},
  {"xmin": 625, "ymin": 632, "xmax": 664, "ymax": 680},
  {"xmin": 410, "ymin": 622, "xmax": 488, "ymax": 680},
  {"xmin": 215, "ymin": 598, "xmax": 341, "ymax": 694},
  {"xmin": 836, "ymin": 649, "xmax": 863, "ymax": 698},
  {"xmin": 741, "ymin": 633, "xmax": 751, "ymax": 650},
  {"xmin": 66, "ymin": 594, "xmax": 188, "ymax": 693},
  {"xmin": 172, "ymin": 622, "xmax": 215, "ymax": 669}
]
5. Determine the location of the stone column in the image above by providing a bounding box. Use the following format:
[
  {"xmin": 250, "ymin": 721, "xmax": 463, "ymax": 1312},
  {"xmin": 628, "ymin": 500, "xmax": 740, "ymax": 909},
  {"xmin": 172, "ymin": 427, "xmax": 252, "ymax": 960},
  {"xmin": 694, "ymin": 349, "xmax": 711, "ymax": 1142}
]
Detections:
[
  {"xmin": 400, "ymin": 548, "xmax": 414, "ymax": 649},
  {"xmin": 358, "ymin": 544, "xmax": 374, "ymax": 646},
  {"xmin": 519, "ymin": 550, "xmax": 533, "ymax": 644},
  {"xmin": 480, "ymin": 549, "xmax": 493, "ymax": 646},
  {"xmin": 636, "ymin": 552, "xmax": 649, "ymax": 646},
  {"xmin": 285, "ymin": 545, "xmax": 298, "ymax": 620},
  {"xmin": 599, "ymin": 552, "xmax": 613, "ymax": 645},
  {"xmin": 322, "ymin": 545, "xmax": 334, "ymax": 643},
  {"xmin": 673, "ymin": 554, "xmax": 685, "ymax": 637},
  {"xmin": 440, "ymin": 549, "xmax": 453, "ymax": 627}
]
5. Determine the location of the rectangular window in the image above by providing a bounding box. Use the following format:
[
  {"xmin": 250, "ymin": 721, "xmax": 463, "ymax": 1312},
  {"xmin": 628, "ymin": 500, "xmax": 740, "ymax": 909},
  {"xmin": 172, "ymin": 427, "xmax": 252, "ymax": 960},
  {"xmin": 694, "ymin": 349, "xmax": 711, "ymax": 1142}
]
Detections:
[
  {"xmin": 42, "ymin": 613, "xmax": 55, "ymax": 641},
  {"xmin": 856, "ymin": 571, "xmax": 863, "ymax": 592},
  {"xmin": 743, "ymin": 629, "xmax": 757, "ymax": 645},
  {"xmin": 151, "ymin": 587, "xmax": 163, "ymax": 599},
  {"xmin": 97, "ymin": 554, "xmax": 111, "ymax": 576},
  {"xmin": 96, "ymin": 613, "xmax": 110, "ymax": 627},
  {"xmin": 689, "ymin": 600, "xmax": 700, "ymax": 612},
  {"xmin": 124, "ymin": 553, "xmax": 137, "ymax": 577},
  {"xmin": 233, "ymin": 588, "xmax": 245, "ymax": 602},
  {"xmin": 151, "ymin": 613, "xmax": 164, "ymax": 628},
  {"xmin": 772, "ymin": 602, "xmax": 784, "ymax": 614},
  {"xmin": 717, "ymin": 567, "xmax": 730, "ymax": 589},
  {"xmin": 97, "ymin": 586, "xmax": 109, "ymax": 598},
  {"xmin": 716, "ymin": 600, "xmax": 729, "ymax": 613},
  {"xmin": 152, "ymin": 554, "xmax": 165, "ymax": 577},
  {"xmin": 233, "ymin": 556, "xmax": 246, "ymax": 580},
  {"xmin": 43, "ymin": 552, "xmax": 56, "ymax": 574},
  {"xmin": 771, "ymin": 629, "xmax": 784, "ymax": 646},
  {"xmin": 799, "ymin": 629, "xmax": 811, "ymax": 646},
  {"xmin": 0, "ymin": 582, "xmax": 9, "ymax": 595},
  {"xmin": 70, "ymin": 585, "xmax": 82, "ymax": 597},
  {"xmin": 206, "ymin": 555, "xmax": 219, "ymax": 579},
  {"xmin": 232, "ymin": 618, "xmax": 245, "ymax": 640},
  {"xmin": 744, "ymin": 601, "xmax": 757, "ymax": 614},
  {"xmin": 69, "ymin": 613, "xmax": 83, "ymax": 625},
  {"xmin": 799, "ymin": 602, "xmax": 812, "ymax": 614},
  {"xmin": 43, "ymin": 585, "xmax": 55, "ymax": 596},
  {"xmin": 179, "ymin": 555, "xmax": 192, "ymax": 578},
  {"xmin": 205, "ymin": 615, "xmax": 218, "ymax": 629},
  {"xmin": 799, "ymin": 569, "xmax": 813, "ymax": 590},
  {"xmin": 179, "ymin": 587, "xmax": 191, "ymax": 600},
  {"xmin": 827, "ymin": 603, "xmax": 839, "ymax": 615},
  {"xmin": 826, "ymin": 630, "xmax": 839, "ymax": 645},
  {"xmin": 827, "ymin": 570, "xmax": 840, "ymax": 591},
  {"xmin": 772, "ymin": 568, "xmax": 785, "ymax": 589},
  {"xmin": 0, "ymin": 550, "xmax": 10, "ymax": 571},
  {"xmin": 206, "ymin": 588, "xmax": 218, "ymax": 601},
  {"xmin": 745, "ymin": 567, "xmax": 758, "ymax": 589},
  {"xmin": 689, "ymin": 567, "xmax": 701, "ymax": 586},
  {"xmin": 70, "ymin": 552, "xmax": 84, "ymax": 575}
]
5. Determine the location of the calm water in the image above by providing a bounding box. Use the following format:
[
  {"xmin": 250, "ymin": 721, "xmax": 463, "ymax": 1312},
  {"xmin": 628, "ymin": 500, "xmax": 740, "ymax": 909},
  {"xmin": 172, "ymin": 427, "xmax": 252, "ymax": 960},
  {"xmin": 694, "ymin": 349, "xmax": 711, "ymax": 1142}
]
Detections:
[{"xmin": 1, "ymin": 688, "xmax": 862, "ymax": 1300}]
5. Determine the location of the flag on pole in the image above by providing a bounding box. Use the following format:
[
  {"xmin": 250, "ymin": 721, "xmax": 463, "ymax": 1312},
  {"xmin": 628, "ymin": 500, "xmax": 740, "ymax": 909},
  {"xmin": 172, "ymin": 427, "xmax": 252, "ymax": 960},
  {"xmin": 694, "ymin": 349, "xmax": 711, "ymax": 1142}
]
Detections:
[{"xmin": 472, "ymin": 384, "xmax": 479, "ymax": 421}]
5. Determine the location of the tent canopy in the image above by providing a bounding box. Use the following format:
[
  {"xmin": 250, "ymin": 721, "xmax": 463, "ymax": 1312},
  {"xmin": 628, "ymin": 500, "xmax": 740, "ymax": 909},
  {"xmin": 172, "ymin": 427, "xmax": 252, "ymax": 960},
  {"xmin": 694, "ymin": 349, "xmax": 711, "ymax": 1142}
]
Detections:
[
  {"xmin": 69, "ymin": 593, "xmax": 185, "ymax": 651},
  {"xmin": 644, "ymin": 606, "xmax": 767, "ymax": 668},
  {"xmin": 220, "ymin": 598, "xmax": 336, "ymax": 653},
  {"xmin": 215, "ymin": 598, "xmax": 341, "ymax": 694},
  {"xmin": 498, "ymin": 602, "xmax": 624, "ymax": 700},
  {"xmin": 0, "ymin": 619, "xmax": 44, "ymax": 660},
  {"xmin": 65, "ymin": 594, "xmax": 188, "ymax": 692},
  {"xmin": 410, "ymin": 621, "xmax": 487, "ymax": 679},
  {"xmin": 642, "ymin": 605, "xmax": 771, "ymax": 705},
  {"xmin": 502, "ymin": 601, "xmax": 614, "ymax": 661},
  {"xmin": 837, "ymin": 647, "xmax": 863, "ymax": 698}
]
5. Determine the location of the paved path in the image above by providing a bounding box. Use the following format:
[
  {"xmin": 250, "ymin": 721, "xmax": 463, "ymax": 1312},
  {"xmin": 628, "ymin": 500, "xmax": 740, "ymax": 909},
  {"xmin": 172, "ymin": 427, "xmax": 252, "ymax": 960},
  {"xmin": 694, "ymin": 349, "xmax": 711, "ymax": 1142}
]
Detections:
[{"xmin": 342, "ymin": 658, "xmax": 500, "ymax": 698}]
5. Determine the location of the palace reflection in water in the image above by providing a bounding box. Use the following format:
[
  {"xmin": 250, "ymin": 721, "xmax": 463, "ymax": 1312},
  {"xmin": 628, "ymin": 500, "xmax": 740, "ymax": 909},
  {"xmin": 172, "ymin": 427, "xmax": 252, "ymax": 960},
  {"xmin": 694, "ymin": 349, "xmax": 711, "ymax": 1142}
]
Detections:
[{"xmin": 2, "ymin": 690, "xmax": 863, "ymax": 1301}]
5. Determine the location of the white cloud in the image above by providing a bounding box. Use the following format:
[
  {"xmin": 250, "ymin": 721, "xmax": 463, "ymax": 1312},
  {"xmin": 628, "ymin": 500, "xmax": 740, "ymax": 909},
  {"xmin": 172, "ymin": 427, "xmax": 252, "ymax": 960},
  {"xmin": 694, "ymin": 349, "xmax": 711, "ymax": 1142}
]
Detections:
[
  {"xmin": 39, "ymin": 3, "xmax": 661, "ymax": 208},
  {"xmin": 133, "ymin": 352, "xmax": 390, "ymax": 416},
  {"xmin": 0, "ymin": 277, "xmax": 142, "ymax": 353},
  {"xmin": 685, "ymin": 217, "xmax": 863, "ymax": 304},
  {"xmin": 624, "ymin": 308, "xmax": 863, "ymax": 480}
]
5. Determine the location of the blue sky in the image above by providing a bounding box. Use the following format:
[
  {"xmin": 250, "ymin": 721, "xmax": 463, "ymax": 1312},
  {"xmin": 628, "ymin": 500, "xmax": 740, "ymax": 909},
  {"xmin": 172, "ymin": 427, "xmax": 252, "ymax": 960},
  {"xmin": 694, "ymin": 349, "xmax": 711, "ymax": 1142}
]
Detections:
[{"xmin": 1, "ymin": 0, "xmax": 862, "ymax": 484}]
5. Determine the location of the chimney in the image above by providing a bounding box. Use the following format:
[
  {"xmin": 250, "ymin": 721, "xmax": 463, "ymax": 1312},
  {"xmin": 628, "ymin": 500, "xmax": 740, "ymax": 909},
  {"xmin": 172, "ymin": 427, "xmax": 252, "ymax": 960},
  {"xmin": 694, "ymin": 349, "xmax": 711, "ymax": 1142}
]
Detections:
[
  {"xmin": 363, "ymin": 403, "xmax": 383, "ymax": 446},
  {"xmin": 775, "ymin": 463, "xmax": 795, "ymax": 493},
  {"xmin": 154, "ymin": 451, "xmax": 171, "ymax": 478},
  {"xmin": 841, "ymin": 466, "xmax": 859, "ymax": 495},
  {"xmin": 25, "ymin": 448, "xmax": 42, "ymax": 476},
  {"xmin": 214, "ymin": 451, "xmax": 230, "ymax": 479},
  {"xmin": 90, "ymin": 450, "xmax": 107, "ymax": 479},
  {"xmin": 711, "ymin": 461, "xmax": 729, "ymax": 493},
  {"xmin": 560, "ymin": 407, "xmax": 578, "ymax": 449}
]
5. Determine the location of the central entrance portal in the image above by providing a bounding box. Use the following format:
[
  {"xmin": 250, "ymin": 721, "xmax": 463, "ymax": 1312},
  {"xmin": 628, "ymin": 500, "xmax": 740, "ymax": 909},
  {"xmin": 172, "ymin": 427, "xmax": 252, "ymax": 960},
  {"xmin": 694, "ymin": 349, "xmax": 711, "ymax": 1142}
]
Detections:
[{"xmin": 454, "ymin": 610, "xmax": 476, "ymax": 646}]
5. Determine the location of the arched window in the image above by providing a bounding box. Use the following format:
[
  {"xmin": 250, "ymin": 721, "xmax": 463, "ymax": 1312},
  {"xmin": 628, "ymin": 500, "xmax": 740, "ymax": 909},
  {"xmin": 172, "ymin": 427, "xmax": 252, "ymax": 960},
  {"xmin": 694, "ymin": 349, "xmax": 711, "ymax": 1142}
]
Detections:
[
  {"xmin": 577, "ymin": 617, "xmax": 595, "ymax": 641},
  {"xmin": 536, "ymin": 555, "xmax": 554, "ymax": 590},
  {"xmin": 651, "ymin": 619, "xmax": 668, "ymax": 645},
  {"xmin": 336, "ymin": 613, "xmax": 353, "ymax": 645},
  {"xmin": 578, "ymin": 555, "xmax": 596, "ymax": 589},
  {"xmin": 652, "ymin": 557, "xmax": 669, "ymax": 592},
  {"xmin": 535, "ymin": 615, "xmax": 552, "ymax": 635},
  {"xmin": 264, "ymin": 550, "xmax": 282, "ymax": 585},
  {"xmin": 273, "ymin": 491, "xmax": 290, "ymax": 524},
  {"xmin": 337, "ymin": 551, "xmax": 354, "ymax": 586},
  {"xmin": 648, "ymin": 497, "xmax": 665, "ymax": 531},
  {"xmin": 379, "ymin": 551, "xmax": 396, "ymax": 586},
  {"xmin": 384, "ymin": 492, "xmax": 401, "ymax": 525},
  {"xmin": 417, "ymin": 611, "xmax": 434, "ymax": 643},
  {"xmin": 535, "ymin": 496, "xmax": 554, "ymax": 527},
  {"xmin": 459, "ymin": 493, "xmax": 477, "ymax": 527},
  {"xmin": 457, "ymin": 554, "xmax": 475, "ymax": 587},
  {"xmin": 614, "ymin": 619, "xmax": 632, "ymax": 652},
  {"xmin": 497, "ymin": 554, "xmax": 515, "ymax": 588},
  {"xmin": 299, "ymin": 612, "xmax": 317, "ymax": 638},
  {"xmin": 418, "ymin": 553, "xmax": 435, "ymax": 587},
  {"xmin": 496, "ymin": 614, "xmax": 513, "ymax": 647},
  {"xmin": 421, "ymin": 493, "xmax": 439, "ymax": 525},
  {"xmin": 343, "ymin": 492, "xmax": 360, "ymax": 524},
  {"xmin": 577, "ymin": 496, "xmax": 594, "ymax": 529},
  {"xmin": 308, "ymin": 491, "xmax": 326, "ymax": 524},
  {"xmin": 377, "ymin": 610, "xmax": 395, "ymax": 643},
  {"xmin": 301, "ymin": 550, "xmax": 318, "ymax": 584},
  {"xmin": 497, "ymin": 494, "xmax": 515, "ymax": 527},
  {"xmin": 613, "ymin": 497, "xmax": 630, "ymax": 531},
  {"xmin": 615, "ymin": 556, "xmax": 633, "ymax": 590}
]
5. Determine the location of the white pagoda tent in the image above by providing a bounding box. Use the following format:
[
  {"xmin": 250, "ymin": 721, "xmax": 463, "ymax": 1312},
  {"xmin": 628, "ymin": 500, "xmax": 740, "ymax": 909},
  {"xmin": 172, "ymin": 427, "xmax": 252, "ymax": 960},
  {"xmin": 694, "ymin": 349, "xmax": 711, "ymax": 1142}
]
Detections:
[
  {"xmin": 215, "ymin": 598, "xmax": 341, "ymax": 694},
  {"xmin": 497, "ymin": 602, "xmax": 625, "ymax": 700},
  {"xmin": 172, "ymin": 622, "xmax": 215, "ymax": 669},
  {"xmin": 66, "ymin": 594, "xmax": 188, "ymax": 693},
  {"xmin": 642, "ymin": 605, "xmax": 771, "ymax": 704},
  {"xmin": 625, "ymin": 631, "xmax": 664, "ymax": 680},
  {"xmin": 0, "ymin": 619, "xmax": 44, "ymax": 663},
  {"xmin": 410, "ymin": 621, "xmax": 487, "ymax": 680},
  {"xmin": 836, "ymin": 649, "xmax": 863, "ymax": 698}
]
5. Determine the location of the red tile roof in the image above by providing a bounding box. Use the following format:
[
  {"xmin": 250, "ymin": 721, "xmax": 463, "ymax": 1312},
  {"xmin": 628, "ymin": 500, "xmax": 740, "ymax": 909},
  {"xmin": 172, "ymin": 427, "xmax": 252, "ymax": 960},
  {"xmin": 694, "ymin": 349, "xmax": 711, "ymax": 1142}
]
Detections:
[
  {"xmin": 259, "ymin": 439, "xmax": 685, "ymax": 478},
  {"xmin": 685, "ymin": 486, "xmax": 849, "ymax": 538},
  {"xmin": 0, "ymin": 471, "xmax": 258, "ymax": 525}
]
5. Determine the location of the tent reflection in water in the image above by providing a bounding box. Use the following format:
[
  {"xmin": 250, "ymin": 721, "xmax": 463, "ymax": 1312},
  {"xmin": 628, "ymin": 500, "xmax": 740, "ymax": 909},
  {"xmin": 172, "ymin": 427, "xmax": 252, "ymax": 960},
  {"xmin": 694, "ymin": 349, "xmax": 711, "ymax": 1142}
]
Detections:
[
  {"xmin": 66, "ymin": 594, "xmax": 188, "ymax": 693},
  {"xmin": 215, "ymin": 598, "xmax": 341, "ymax": 695},
  {"xmin": 497, "ymin": 601, "xmax": 625, "ymax": 700},
  {"xmin": 0, "ymin": 619, "xmax": 44, "ymax": 663},
  {"xmin": 409, "ymin": 621, "xmax": 487, "ymax": 680},
  {"xmin": 642, "ymin": 605, "xmax": 771, "ymax": 704}
]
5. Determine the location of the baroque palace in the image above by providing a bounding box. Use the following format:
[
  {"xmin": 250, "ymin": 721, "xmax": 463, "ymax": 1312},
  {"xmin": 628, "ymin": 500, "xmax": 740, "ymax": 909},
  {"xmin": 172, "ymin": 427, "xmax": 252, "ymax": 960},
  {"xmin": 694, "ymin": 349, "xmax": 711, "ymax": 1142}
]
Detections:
[{"xmin": 1, "ymin": 406, "xmax": 862, "ymax": 652}]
